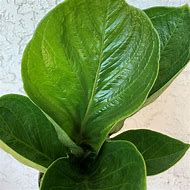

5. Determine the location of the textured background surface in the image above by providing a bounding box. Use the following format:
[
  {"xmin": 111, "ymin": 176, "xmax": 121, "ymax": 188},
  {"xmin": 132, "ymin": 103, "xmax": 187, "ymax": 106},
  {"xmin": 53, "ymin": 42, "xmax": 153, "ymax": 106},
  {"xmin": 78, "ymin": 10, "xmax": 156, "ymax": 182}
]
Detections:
[{"xmin": 0, "ymin": 0, "xmax": 190, "ymax": 189}]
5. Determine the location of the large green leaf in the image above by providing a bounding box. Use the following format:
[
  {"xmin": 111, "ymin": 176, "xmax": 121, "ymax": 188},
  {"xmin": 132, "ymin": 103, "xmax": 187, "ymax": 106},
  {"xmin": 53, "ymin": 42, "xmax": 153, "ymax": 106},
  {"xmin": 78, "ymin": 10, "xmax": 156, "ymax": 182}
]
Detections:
[
  {"xmin": 113, "ymin": 129, "xmax": 190, "ymax": 176},
  {"xmin": 22, "ymin": 0, "xmax": 159, "ymax": 151},
  {"xmin": 112, "ymin": 5, "xmax": 190, "ymax": 133},
  {"xmin": 0, "ymin": 94, "xmax": 82, "ymax": 172},
  {"xmin": 144, "ymin": 5, "xmax": 190, "ymax": 105},
  {"xmin": 112, "ymin": 5, "xmax": 190, "ymax": 132},
  {"xmin": 40, "ymin": 141, "xmax": 146, "ymax": 190}
]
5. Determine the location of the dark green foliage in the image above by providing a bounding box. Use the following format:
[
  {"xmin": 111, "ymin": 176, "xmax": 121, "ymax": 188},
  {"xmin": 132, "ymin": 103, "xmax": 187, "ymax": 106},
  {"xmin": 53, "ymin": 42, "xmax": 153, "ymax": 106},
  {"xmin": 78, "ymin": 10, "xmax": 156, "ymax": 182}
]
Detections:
[{"xmin": 0, "ymin": 1, "xmax": 189, "ymax": 189}]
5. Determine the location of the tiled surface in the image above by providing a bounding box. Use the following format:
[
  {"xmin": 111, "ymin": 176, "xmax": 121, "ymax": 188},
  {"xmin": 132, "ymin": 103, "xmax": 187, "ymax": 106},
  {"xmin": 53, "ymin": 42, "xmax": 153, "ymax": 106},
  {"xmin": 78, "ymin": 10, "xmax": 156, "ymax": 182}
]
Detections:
[{"xmin": 0, "ymin": 0, "xmax": 190, "ymax": 189}]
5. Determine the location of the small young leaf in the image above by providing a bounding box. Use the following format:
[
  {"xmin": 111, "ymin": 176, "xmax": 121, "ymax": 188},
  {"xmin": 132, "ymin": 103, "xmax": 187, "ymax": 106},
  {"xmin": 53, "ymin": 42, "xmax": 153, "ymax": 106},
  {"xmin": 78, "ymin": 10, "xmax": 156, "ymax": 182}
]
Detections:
[
  {"xmin": 144, "ymin": 5, "xmax": 190, "ymax": 105},
  {"xmin": 0, "ymin": 94, "xmax": 82, "ymax": 172},
  {"xmin": 22, "ymin": 0, "xmax": 159, "ymax": 152},
  {"xmin": 40, "ymin": 141, "xmax": 146, "ymax": 190},
  {"xmin": 113, "ymin": 129, "xmax": 190, "ymax": 176}
]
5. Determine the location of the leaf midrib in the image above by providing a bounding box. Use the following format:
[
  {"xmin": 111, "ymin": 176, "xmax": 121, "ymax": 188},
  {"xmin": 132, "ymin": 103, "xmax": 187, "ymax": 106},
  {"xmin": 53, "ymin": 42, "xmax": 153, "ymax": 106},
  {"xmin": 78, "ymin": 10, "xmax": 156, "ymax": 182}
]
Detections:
[
  {"xmin": 146, "ymin": 147, "xmax": 188, "ymax": 162},
  {"xmin": 81, "ymin": 1, "xmax": 111, "ymax": 131}
]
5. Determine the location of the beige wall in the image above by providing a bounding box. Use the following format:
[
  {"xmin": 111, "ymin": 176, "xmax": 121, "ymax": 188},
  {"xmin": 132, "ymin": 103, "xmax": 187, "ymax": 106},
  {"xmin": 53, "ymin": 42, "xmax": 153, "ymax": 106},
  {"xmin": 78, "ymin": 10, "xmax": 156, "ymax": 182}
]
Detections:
[{"xmin": 0, "ymin": 0, "xmax": 190, "ymax": 189}]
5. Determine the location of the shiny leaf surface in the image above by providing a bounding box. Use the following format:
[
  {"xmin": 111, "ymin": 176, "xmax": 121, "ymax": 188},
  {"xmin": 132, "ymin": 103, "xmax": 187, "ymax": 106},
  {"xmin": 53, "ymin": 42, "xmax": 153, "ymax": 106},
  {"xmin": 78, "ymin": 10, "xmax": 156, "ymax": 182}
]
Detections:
[
  {"xmin": 0, "ymin": 94, "xmax": 82, "ymax": 172},
  {"xmin": 113, "ymin": 5, "xmax": 190, "ymax": 133},
  {"xmin": 22, "ymin": 0, "xmax": 159, "ymax": 151},
  {"xmin": 145, "ymin": 5, "xmax": 190, "ymax": 105},
  {"xmin": 113, "ymin": 129, "xmax": 190, "ymax": 175},
  {"xmin": 40, "ymin": 141, "xmax": 146, "ymax": 190}
]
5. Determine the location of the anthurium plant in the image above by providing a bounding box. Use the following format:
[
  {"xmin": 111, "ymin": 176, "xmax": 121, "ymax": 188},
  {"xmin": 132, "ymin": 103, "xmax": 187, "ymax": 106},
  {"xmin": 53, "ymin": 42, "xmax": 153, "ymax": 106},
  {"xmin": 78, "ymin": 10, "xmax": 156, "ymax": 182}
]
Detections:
[{"xmin": 0, "ymin": 0, "xmax": 190, "ymax": 189}]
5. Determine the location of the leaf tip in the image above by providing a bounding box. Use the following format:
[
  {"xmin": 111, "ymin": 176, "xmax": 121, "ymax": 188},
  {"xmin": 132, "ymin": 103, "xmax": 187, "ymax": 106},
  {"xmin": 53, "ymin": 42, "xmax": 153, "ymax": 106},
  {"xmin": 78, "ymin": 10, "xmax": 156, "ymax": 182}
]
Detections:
[
  {"xmin": 181, "ymin": 3, "xmax": 190, "ymax": 12},
  {"xmin": 186, "ymin": 143, "xmax": 190, "ymax": 149}
]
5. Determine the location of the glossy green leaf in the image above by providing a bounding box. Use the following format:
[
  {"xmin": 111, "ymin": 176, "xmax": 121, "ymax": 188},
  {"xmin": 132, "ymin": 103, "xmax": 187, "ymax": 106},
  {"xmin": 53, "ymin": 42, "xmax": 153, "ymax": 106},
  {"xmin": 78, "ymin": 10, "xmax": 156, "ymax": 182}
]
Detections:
[
  {"xmin": 144, "ymin": 5, "xmax": 190, "ymax": 105},
  {"xmin": 0, "ymin": 94, "xmax": 82, "ymax": 172},
  {"xmin": 113, "ymin": 129, "xmax": 190, "ymax": 176},
  {"xmin": 22, "ymin": 0, "xmax": 159, "ymax": 151},
  {"xmin": 113, "ymin": 5, "xmax": 190, "ymax": 130},
  {"xmin": 40, "ymin": 141, "xmax": 146, "ymax": 190}
]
